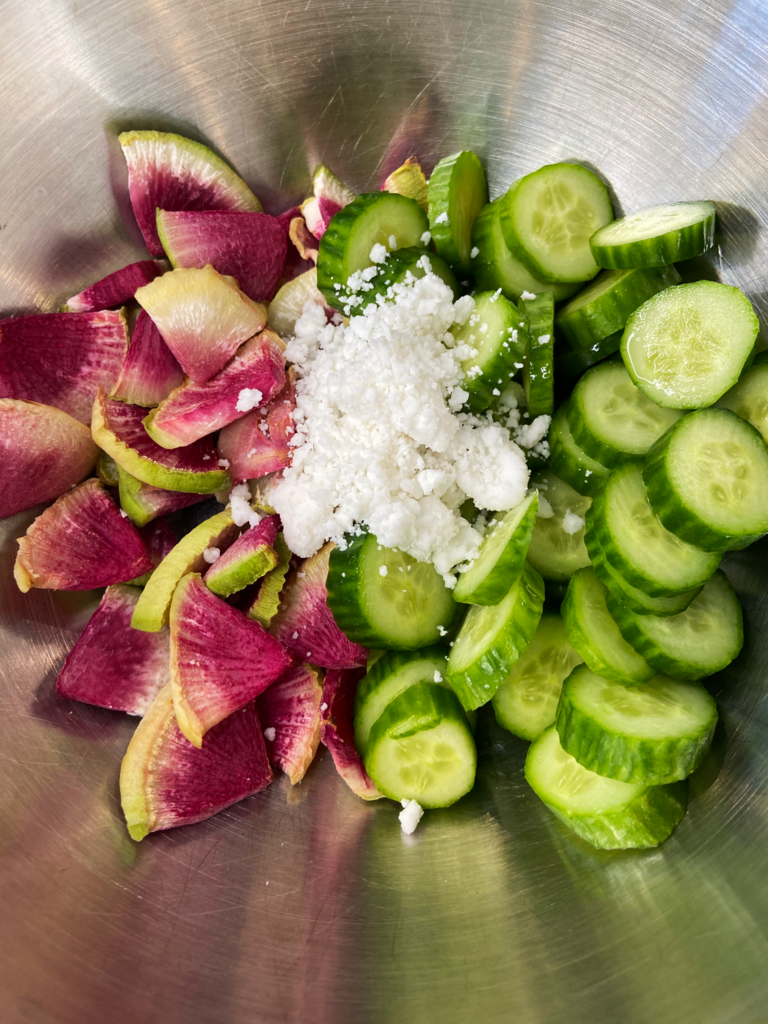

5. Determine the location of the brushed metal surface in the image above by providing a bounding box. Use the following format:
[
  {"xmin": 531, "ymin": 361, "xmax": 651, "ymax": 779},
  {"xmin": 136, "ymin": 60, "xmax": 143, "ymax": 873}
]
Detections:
[{"xmin": 2, "ymin": 1, "xmax": 768, "ymax": 1021}]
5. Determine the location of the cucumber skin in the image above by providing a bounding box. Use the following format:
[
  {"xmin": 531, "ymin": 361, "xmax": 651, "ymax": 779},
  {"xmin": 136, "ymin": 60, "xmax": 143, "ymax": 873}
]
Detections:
[
  {"xmin": 428, "ymin": 151, "xmax": 488, "ymax": 276},
  {"xmin": 460, "ymin": 292, "xmax": 528, "ymax": 413},
  {"xmin": 556, "ymin": 672, "xmax": 718, "ymax": 785},
  {"xmin": 353, "ymin": 246, "xmax": 458, "ymax": 310},
  {"xmin": 589, "ymin": 203, "xmax": 716, "ymax": 269},
  {"xmin": 521, "ymin": 292, "xmax": 555, "ymax": 417},
  {"xmin": 453, "ymin": 494, "xmax": 538, "ymax": 605},
  {"xmin": 643, "ymin": 409, "xmax": 768, "ymax": 552},
  {"xmin": 556, "ymin": 331, "xmax": 622, "ymax": 379},
  {"xmin": 548, "ymin": 403, "xmax": 611, "ymax": 497},
  {"xmin": 447, "ymin": 563, "xmax": 545, "ymax": 711}
]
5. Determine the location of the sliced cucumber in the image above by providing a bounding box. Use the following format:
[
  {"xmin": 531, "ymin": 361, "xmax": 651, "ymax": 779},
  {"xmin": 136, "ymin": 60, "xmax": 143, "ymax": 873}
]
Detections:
[
  {"xmin": 446, "ymin": 562, "xmax": 544, "ymax": 710},
  {"xmin": 492, "ymin": 612, "xmax": 582, "ymax": 741},
  {"xmin": 326, "ymin": 533, "xmax": 457, "ymax": 649},
  {"xmin": 547, "ymin": 403, "xmax": 611, "ymax": 497},
  {"xmin": 454, "ymin": 290, "xmax": 528, "ymax": 412},
  {"xmin": 453, "ymin": 492, "xmax": 538, "ymax": 605},
  {"xmin": 562, "ymin": 567, "xmax": 654, "ymax": 684},
  {"xmin": 317, "ymin": 192, "xmax": 429, "ymax": 307},
  {"xmin": 555, "ymin": 265, "xmax": 680, "ymax": 350},
  {"xmin": 526, "ymin": 470, "xmax": 591, "ymax": 582},
  {"xmin": 556, "ymin": 331, "xmax": 622, "ymax": 380},
  {"xmin": 499, "ymin": 163, "xmax": 613, "ymax": 283},
  {"xmin": 621, "ymin": 281, "xmax": 759, "ymax": 409},
  {"xmin": 606, "ymin": 569, "xmax": 743, "ymax": 681},
  {"xmin": 520, "ymin": 291, "xmax": 554, "ymax": 417},
  {"xmin": 525, "ymin": 725, "xmax": 688, "ymax": 850},
  {"xmin": 364, "ymin": 681, "xmax": 476, "ymax": 808},
  {"xmin": 591, "ymin": 462, "xmax": 721, "ymax": 598},
  {"xmin": 353, "ymin": 247, "xmax": 458, "ymax": 308},
  {"xmin": 590, "ymin": 201, "xmax": 716, "ymax": 269},
  {"xmin": 567, "ymin": 360, "xmax": 683, "ymax": 468},
  {"xmin": 428, "ymin": 150, "xmax": 488, "ymax": 276},
  {"xmin": 643, "ymin": 408, "xmax": 768, "ymax": 550},
  {"xmin": 556, "ymin": 665, "xmax": 718, "ymax": 785},
  {"xmin": 716, "ymin": 357, "xmax": 768, "ymax": 445}
]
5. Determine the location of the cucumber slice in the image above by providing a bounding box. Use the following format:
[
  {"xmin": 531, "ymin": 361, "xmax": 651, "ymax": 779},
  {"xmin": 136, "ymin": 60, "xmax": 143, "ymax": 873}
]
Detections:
[
  {"xmin": 525, "ymin": 725, "xmax": 688, "ymax": 850},
  {"xmin": 643, "ymin": 408, "xmax": 768, "ymax": 550},
  {"xmin": 499, "ymin": 163, "xmax": 613, "ymax": 283},
  {"xmin": 364, "ymin": 681, "xmax": 476, "ymax": 808},
  {"xmin": 621, "ymin": 281, "xmax": 759, "ymax": 409},
  {"xmin": 562, "ymin": 567, "xmax": 654, "ymax": 684},
  {"xmin": 716, "ymin": 357, "xmax": 768, "ymax": 444},
  {"xmin": 591, "ymin": 462, "xmax": 721, "ymax": 598},
  {"xmin": 526, "ymin": 470, "xmax": 591, "ymax": 582},
  {"xmin": 326, "ymin": 533, "xmax": 457, "ymax": 650},
  {"xmin": 453, "ymin": 492, "xmax": 538, "ymax": 605},
  {"xmin": 427, "ymin": 151, "xmax": 488, "ymax": 275},
  {"xmin": 446, "ymin": 562, "xmax": 544, "ymax": 710},
  {"xmin": 316, "ymin": 192, "xmax": 429, "ymax": 307},
  {"xmin": 556, "ymin": 330, "xmax": 622, "ymax": 380},
  {"xmin": 590, "ymin": 201, "xmax": 716, "ymax": 269},
  {"xmin": 492, "ymin": 612, "xmax": 582, "ymax": 741},
  {"xmin": 520, "ymin": 292, "xmax": 554, "ymax": 416},
  {"xmin": 471, "ymin": 200, "xmax": 581, "ymax": 302},
  {"xmin": 556, "ymin": 664, "xmax": 718, "ymax": 784},
  {"xmin": 353, "ymin": 247, "xmax": 458, "ymax": 309},
  {"xmin": 606, "ymin": 569, "xmax": 743, "ymax": 681},
  {"xmin": 547, "ymin": 403, "xmax": 611, "ymax": 496},
  {"xmin": 567, "ymin": 360, "xmax": 683, "ymax": 468},
  {"xmin": 555, "ymin": 265, "xmax": 680, "ymax": 350},
  {"xmin": 454, "ymin": 291, "xmax": 528, "ymax": 412}
]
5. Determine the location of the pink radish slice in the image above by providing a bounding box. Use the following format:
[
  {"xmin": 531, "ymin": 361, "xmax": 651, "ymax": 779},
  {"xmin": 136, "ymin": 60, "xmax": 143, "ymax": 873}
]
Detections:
[
  {"xmin": 110, "ymin": 310, "xmax": 184, "ymax": 408},
  {"xmin": 320, "ymin": 668, "xmax": 382, "ymax": 801},
  {"xmin": 64, "ymin": 261, "xmax": 165, "ymax": 313}
]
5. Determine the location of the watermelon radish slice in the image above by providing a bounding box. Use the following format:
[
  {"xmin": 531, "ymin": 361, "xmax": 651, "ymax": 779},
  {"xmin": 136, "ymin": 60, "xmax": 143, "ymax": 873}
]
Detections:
[
  {"xmin": 14, "ymin": 478, "xmax": 153, "ymax": 593},
  {"xmin": 204, "ymin": 514, "xmax": 280, "ymax": 597},
  {"xmin": 247, "ymin": 532, "xmax": 292, "ymax": 627},
  {"xmin": 270, "ymin": 543, "xmax": 368, "ymax": 669},
  {"xmin": 311, "ymin": 164, "xmax": 356, "ymax": 207},
  {"xmin": 120, "ymin": 682, "xmax": 272, "ymax": 840},
  {"xmin": 109, "ymin": 310, "xmax": 184, "ymax": 408},
  {"xmin": 156, "ymin": 210, "xmax": 288, "ymax": 303},
  {"xmin": 289, "ymin": 217, "xmax": 319, "ymax": 263},
  {"xmin": 135, "ymin": 265, "xmax": 267, "ymax": 384},
  {"xmin": 63, "ymin": 261, "xmax": 165, "ymax": 313},
  {"xmin": 96, "ymin": 450, "xmax": 120, "ymax": 487},
  {"xmin": 92, "ymin": 389, "xmax": 229, "ymax": 493},
  {"xmin": 0, "ymin": 310, "xmax": 128, "ymax": 425},
  {"xmin": 119, "ymin": 130, "xmax": 262, "ymax": 257},
  {"xmin": 276, "ymin": 207, "xmax": 316, "ymax": 288},
  {"xmin": 301, "ymin": 197, "xmax": 343, "ymax": 241},
  {"xmin": 320, "ymin": 668, "xmax": 382, "ymax": 801},
  {"xmin": 126, "ymin": 516, "xmax": 178, "ymax": 585},
  {"xmin": 143, "ymin": 329, "xmax": 286, "ymax": 449},
  {"xmin": 216, "ymin": 366, "xmax": 295, "ymax": 482},
  {"xmin": 170, "ymin": 573, "xmax": 292, "ymax": 747},
  {"xmin": 267, "ymin": 268, "xmax": 327, "ymax": 340},
  {"xmin": 382, "ymin": 156, "xmax": 429, "ymax": 211},
  {"xmin": 57, "ymin": 585, "xmax": 169, "ymax": 715},
  {"xmin": 118, "ymin": 465, "xmax": 208, "ymax": 528},
  {"xmin": 257, "ymin": 662, "xmax": 323, "ymax": 784},
  {"xmin": 131, "ymin": 508, "xmax": 239, "ymax": 632},
  {"xmin": 0, "ymin": 399, "xmax": 98, "ymax": 518}
]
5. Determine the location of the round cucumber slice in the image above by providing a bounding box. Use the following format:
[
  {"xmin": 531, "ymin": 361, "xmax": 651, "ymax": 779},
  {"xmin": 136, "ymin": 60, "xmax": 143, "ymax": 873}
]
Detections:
[
  {"xmin": 499, "ymin": 163, "xmax": 613, "ymax": 283},
  {"xmin": 621, "ymin": 281, "xmax": 759, "ymax": 409},
  {"xmin": 520, "ymin": 292, "xmax": 554, "ymax": 417},
  {"xmin": 526, "ymin": 470, "xmax": 591, "ymax": 582},
  {"xmin": 428, "ymin": 151, "xmax": 488, "ymax": 275},
  {"xmin": 547, "ymin": 403, "xmax": 611, "ymax": 497},
  {"xmin": 643, "ymin": 408, "xmax": 768, "ymax": 550},
  {"xmin": 606, "ymin": 569, "xmax": 743, "ymax": 681},
  {"xmin": 352, "ymin": 247, "xmax": 458, "ymax": 309},
  {"xmin": 525, "ymin": 725, "xmax": 688, "ymax": 850},
  {"xmin": 589, "ymin": 201, "xmax": 716, "ymax": 269},
  {"xmin": 556, "ymin": 665, "xmax": 718, "ymax": 785},
  {"xmin": 716, "ymin": 357, "xmax": 768, "ymax": 445},
  {"xmin": 453, "ymin": 492, "xmax": 538, "ymax": 605},
  {"xmin": 492, "ymin": 612, "xmax": 582, "ymax": 741},
  {"xmin": 364, "ymin": 681, "xmax": 476, "ymax": 808},
  {"xmin": 326, "ymin": 533, "xmax": 457, "ymax": 650},
  {"xmin": 556, "ymin": 330, "xmax": 622, "ymax": 380},
  {"xmin": 453, "ymin": 290, "xmax": 527, "ymax": 412}
]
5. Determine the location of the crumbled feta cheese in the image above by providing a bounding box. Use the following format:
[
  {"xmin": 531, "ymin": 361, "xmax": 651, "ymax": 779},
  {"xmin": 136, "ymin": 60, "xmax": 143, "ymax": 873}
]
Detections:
[
  {"xmin": 119, "ymin": 509, "xmax": 128, "ymax": 518},
  {"xmin": 388, "ymin": 235, "xmax": 397, "ymax": 249},
  {"xmin": 218, "ymin": 458, "xmax": 230, "ymax": 469},
  {"xmin": 437, "ymin": 625, "xmax": 448, "ymax": 637},
  {"xmin": 521, "ymin": 290, "xmax": 537, "ymax": 300},
  {"xmin": 202, "ymin": 454, "xmax": 211, "ymax": 460},
  {"xmin": 421, "ymin": 230, "xmax": 432, "ymax": 246},
  {"xmin": 235, "ymin": 387, "xmax": 263, "ymax": 412},
  {"xmin": 434, "ymin": 211, "xmax": 449, "ymax": 225},
  {"xmin": 537, "ymin": 334, "xmax": 551, "ymax": 346},
  {"xmin": 379, "ymin": 565, "xmax": 388, "ymax": 576},
  {"xmin": 292, "ymin": 631, "xmax": 299, "ymax": 639},
  {"xmin": 320, "ymin": 702, "xmax": 328, "ymax": 711},
  {"xmin": 369, "ymin": 243, "xmax": 388, "ymax": 264},
  {"xmin": 537, "ymin": 494, "xmax": 554, "ymax": 518},
  {"xmin": 562, "ymin": 509, "xmax": 585, "ymax": 535},
  {"xmin": 264, "ymin": 727, "xmax": 276, "ymax": 742},
  {"xmin": 399, "ymin": 799, "xmax": 424, "ymax": 834},
  {"xmin": 514, "ymin": 414, "xmax": 551, "ymax": 449},
  {"xmin": 229, "ymin": 482, "xmax": 261, "ymax": 528},
  {"xmin": 433, "ymin": 670, "xmax": 443, "ymax": 682},
  {"xmin": 203, "ymin": 547, "xmax": 221, "ymax": 564},
  {"xmin": 470, "ymin": 246, "xmax": 480, "ymax": 259}
]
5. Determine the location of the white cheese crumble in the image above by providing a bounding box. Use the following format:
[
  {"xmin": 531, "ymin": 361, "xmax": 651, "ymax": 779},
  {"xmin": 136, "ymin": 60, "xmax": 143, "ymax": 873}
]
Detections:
[
  {"xmin": 537, "ymin": 334, "xmax": 551, "ymax": 346},
  {"xmin": 379, "ymin": 565, "xmax": 388, "ymax": 576},
  {"xmin": 218, "ymin": 458, "xmax": 230, "ymax": 469},
  {"xmin": 370, "ymin": 243, "xmax": 388, "ymax": 264},
  {"xmin": 264, "ymin": 727, "xmax": 276, "ymax": 742},
  {"xmin": 202, "ymin": 547, "xmax": 221, "ymax": 564},
  {"xmin": 434, "ymin": 211, "xmax": 449, "ymax": 225},
  {"xmin": 119, "ymin": 509, "xmax": 128, "ymax": 518},
  {"xmin": 399, "ymin": 798, "xmax": 424, "ymax": 834},
  {"xmin": 433, "ymin": 670, "xmax": 443, "ymax": 682},
  {"xmin": 470, "ymin": 246, "xmax": 480, "ymax": 259},
  {"xmin": 421, "ymin": 230, "xmax": 431, "ymax": 245},
  {"xmin": 520, "ymin": 290, "xmax": 537, "ymax": 300},
  {"xmin": 562, "ymin": 509, "xmax": 585, "ymax": 535},
  {"xmin": 235, "ymin": 387, "xmax": 263, "ymax": 412},
  {"xmin": 388, "ymin": 234, "xmax": 397, "ymax": 249},
  {"xmin": 229, "ymin": 482, "xmax": 262, "ymax": 528}
]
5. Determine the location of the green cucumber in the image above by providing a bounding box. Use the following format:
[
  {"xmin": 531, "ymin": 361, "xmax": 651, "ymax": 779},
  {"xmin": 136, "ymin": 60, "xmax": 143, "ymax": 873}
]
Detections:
[
  {"xmin": 556, "ymin": 664, "xmax": 718, "ymax": 785},
  {"xmin": 547, "ymin": 403, "xmax": 611, "ymax": 496},
  {"xmin": 643, "ymin": 408, "xmax": 768, "ymax": 550},
  {"xmin": 446, "ymin": 562, "xmax": 544, "ymax": 710},
  {"xmin": 364, "ymin": 681, "xmax": 476, "ymax": 808},
  {"xmin": 427, "ymin": 151, "xmax": 488, "ymax": 276},
  {"xmin": 351, "ymin": 247, "xmax": 458, "ymax": 308},
  {"xmin": 561, "ymin": 567, "xmax": 654, "ymax": 684},
  {"xmin": 556, "ymin": 331, "xmax": 622, "ymax": 380},
  {"xmin": 621, "ymin": 281, "xmax": 759, "ymax": 409},
  {"xmin": 590, "ymin": 462, "xmax": 721, "ymax": 598},
  {"xmin": 453, "ymin": 492, "xmax": 538, "ymax": 605},
  {"xmin": 555, "ymin": 265, "xmax": 680, "ymax": 349},
  {"xmin": 525, "ymin": 725, "xmax": 688, "ymax": 850},
  {"xmin": 590, "ymin": 200, "xmax": 716, "ymax": 269},
  {"xmin": 492, "ymin": 612, "xmax": 582, "ymax": 741},
  {"xmin": 606, "ymin": 569, "xmax": 743, "ymax": 681},
  {"xmin": 326, "ymin": 533, "xmax": 457, "ymax": 649},
  {"xmin": 499, "ymin": 163, "xmax": 613, "ymax": 283},
  {"xmin": 716, "ymin": 356, "xmax": 768, "ymax": 445},
  {"xmin": 454, "ymin": 290, "xmax": 528, "ymax": 411},
  {"xmin": 525, "ymin": 470, "xmax": 591, "ymax": 582},
  {"xmin": 567, "ymin": 360, "xmax": 683, "ymax": 468},
  {"xmin": 520, "ymin": 291, "xmax": 554, "ymax": 416}
]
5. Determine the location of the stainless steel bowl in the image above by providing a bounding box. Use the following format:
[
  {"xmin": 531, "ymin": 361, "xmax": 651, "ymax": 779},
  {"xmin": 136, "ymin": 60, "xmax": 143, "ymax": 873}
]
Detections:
[{"xmin": 2, "ymin": 1, "xmax": 767, "ymax": 1021}]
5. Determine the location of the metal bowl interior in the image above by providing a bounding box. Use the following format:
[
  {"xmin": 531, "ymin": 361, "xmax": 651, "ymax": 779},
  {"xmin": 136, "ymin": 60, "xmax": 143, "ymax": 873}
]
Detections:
[{"xmin": 2, "ymin": 1, "xmax": 768, "ymax": 1022}]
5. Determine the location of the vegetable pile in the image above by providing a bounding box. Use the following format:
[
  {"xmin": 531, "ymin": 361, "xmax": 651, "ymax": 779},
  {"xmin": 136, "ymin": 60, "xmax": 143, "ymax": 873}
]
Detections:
[{"xmin": 2, "ymin": 129, "xmax": 765, "ymax": 850}]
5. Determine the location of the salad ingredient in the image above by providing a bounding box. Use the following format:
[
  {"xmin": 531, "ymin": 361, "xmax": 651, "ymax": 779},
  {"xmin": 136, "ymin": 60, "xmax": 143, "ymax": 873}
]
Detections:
[
  {"xmin": 247, "ymin": 533, "xmax": 292, "ymax": 628},
  {"xmin": 258, "ymin": 663, "xmax": 323, "ymax": 784},
  {"xmin": 453, "ymin": 493, "xmax": 538, "ymax": 605},
  {"xmin": 96, "ymin": 450, "xmax": 120, "ymax": 487},
  {"xmin": 64, "ymin": 260, "xmax": 165, "ymax": 313},
  {"xmin": 216, "ymin": 367, "xmax": 296, "ymax": 482},
  {"xmin": 109, "ymin": 309, "xmax": 184, "ymax": 407},
  {"xmin": 453, "ymin": 289, "xmax": 527, "ymax": 413},
  {"xmin": 716, "ymin": 353, "xmax": 768, "ymax": 443},
  {"xmin": 351, "ymin": 248, "xmax": 458, "ymax": 310},
  {"xmin": 204, "ymin": 514, "xmax": 279, "ymax": 598},
  {"xmin": 547, "ymin": 401, "xmax": 610, "ymax": 496},
  {"xmin": 267, "ymin": 268, "xmax": 327, "ymax": 338},
  {"xmin": 320, "ymin": 667, "xmax": 382, "ymax": 800},
  {"xmin": 427, "ymin": 150, "xmax": 488, "ymax": 275},
  {"xmin": 556, "ymin": 330, "xmax": 622, "ymax": 379},
  {"xmin": 383, "ymin": 156, "xmax": 429, "ymax": 211},
  {"xmin": 525, "ymin": 470, "xmax": 591, "ymax": 582},
  {"xmin": 520, "ymin": 291, "xmax": 555, "ymax": 417},
  {"xmin": 589, "ymin": 200, "xmax": 716, "ymax": 268},
  {"xmin": 301, "ymin": 163, "xmax": 356, "ymax": 239},
  {"xmin": 117, "ymin": 466, "xmax": 208, "ymax": 527}
]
